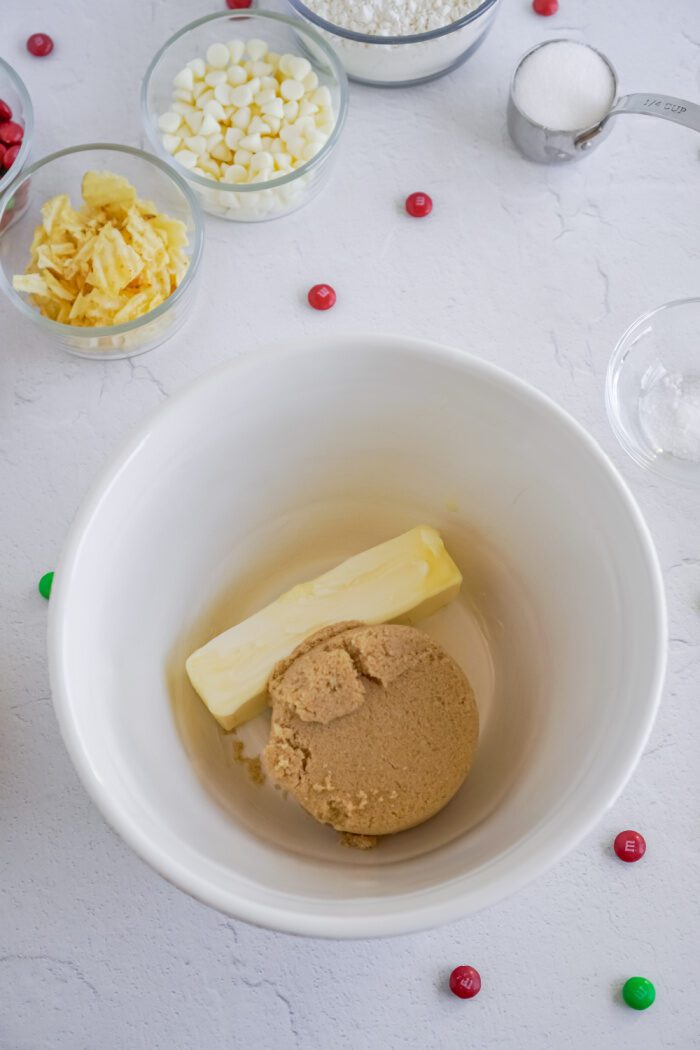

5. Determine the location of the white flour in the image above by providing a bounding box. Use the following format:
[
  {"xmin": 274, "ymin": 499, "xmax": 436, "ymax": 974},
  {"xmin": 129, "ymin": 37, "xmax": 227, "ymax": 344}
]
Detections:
[
  {"xmin": 304, "ymin": 0, "xmax": 484, "ymax": 36},
  {"xmin": 296, "ymin": 0, "xmax": 498, "ymax": 84}
]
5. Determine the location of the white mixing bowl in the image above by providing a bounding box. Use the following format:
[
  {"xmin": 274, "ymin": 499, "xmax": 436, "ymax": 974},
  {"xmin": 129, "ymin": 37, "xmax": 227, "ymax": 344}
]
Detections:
[{"xmin": 49, "ymin": 335, "xmax": 666, "ymax": 938}]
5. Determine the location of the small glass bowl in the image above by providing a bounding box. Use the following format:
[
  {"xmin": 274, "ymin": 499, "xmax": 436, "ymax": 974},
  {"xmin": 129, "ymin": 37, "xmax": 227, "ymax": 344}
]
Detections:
[
  {"xmin": 0, "ymin": 144, "xmax": 204, "ymax": 360},
  {"xmin": 285, "ymin": 0, "xmax": 501, "ymax": 87},
  {"xmin": 0, "ymin": 57, "xmax": 34, "ymax": 209},
  {"xmin": 606, "ymin": 298, "xmax": 700, "ymax": 486},
  {"xmin": 142, "ymin": 10, "xmax": 348, "ymax": 223}
]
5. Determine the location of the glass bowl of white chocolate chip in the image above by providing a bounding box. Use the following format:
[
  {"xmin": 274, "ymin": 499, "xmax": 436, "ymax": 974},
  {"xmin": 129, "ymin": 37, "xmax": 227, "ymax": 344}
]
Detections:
[
  {"xmin": 285, "ymin": 0, "xmax": 502, "ymax": 87},
  {"xmin": 142, "ymin": 10, "xmax": 348, "ymax": 222}
]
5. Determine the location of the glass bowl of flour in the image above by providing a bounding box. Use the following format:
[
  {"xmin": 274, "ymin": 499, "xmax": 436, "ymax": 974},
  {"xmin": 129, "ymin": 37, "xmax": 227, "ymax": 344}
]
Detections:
[
  {"xmin": 606, "ymin": 298, "xmax": 700, "ymax": 486},
  {"xmin": 286, "ymin": 0, "xmax": 502, "ymax": 86}
]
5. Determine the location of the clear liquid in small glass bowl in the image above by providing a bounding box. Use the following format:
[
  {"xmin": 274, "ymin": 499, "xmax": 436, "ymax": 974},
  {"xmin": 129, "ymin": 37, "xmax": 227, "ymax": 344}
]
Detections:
[{"xmin": 606, "ymin": 298, "xmax": 700, "ymax": 486}]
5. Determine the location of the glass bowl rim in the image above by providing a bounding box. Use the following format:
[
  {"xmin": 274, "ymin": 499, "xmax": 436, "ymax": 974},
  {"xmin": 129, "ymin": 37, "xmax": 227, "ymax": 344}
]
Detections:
[
  {"xmin": 0, "ymin": 141, "xmax": 205, "ymax": 340},
  {"xmin": 286, "ymin": 0, "xmax": 500, "ymax": 45},
  {"xmin": 605, "ymin": 296, "xmax": 700, "ymax": 483},
  {"xmin": 141, "ymin": 9, "xmax": 349, "ymax": 195},
  {"xmin": 0, "ymin": 56, "xmax": 35, "ymax": 198}
]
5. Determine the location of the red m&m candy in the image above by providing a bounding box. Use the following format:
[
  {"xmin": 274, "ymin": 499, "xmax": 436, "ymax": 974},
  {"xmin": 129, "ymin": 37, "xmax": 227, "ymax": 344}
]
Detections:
[
  {"xmin": 0, "ymin": 100, "xmax": 12, "ymax": 123},
  {"xmin": 405, "ymin": 191, "xmax": 433, "ymax": 218},
  {"xmin": 3, "ymin": 144, "xmax": 20, "ymax": 170},
  {"xmin": 449, "ymin": 966, "xmax": 481, "ymax": 999},
  {"xmin": 307, "ymin": 284, "xmax": 336, "ymax": 311},
  {"xmin": 0, "ymin": 122, "xmax": 23, "ymax": 146},
  {"xmin": 532, "ymin": 0, "xmax": 558, "ymax": 13},
  {"xmin": 614, "ymin": 829, "xmax": 646, "ymax": 863},
  {"xmin": 226, "ymin": 0, "xmax": 253, "ymax": 6},
  {"xmin": 27, "ymin": 33, "xmax": 54, "ymax": 57}
]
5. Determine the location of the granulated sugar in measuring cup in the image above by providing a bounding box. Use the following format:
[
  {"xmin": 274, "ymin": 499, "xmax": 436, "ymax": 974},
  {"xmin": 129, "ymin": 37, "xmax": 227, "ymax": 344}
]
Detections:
[{"xmin": 508, "ymin": 39, "xmax": 700, "ymax": 163}]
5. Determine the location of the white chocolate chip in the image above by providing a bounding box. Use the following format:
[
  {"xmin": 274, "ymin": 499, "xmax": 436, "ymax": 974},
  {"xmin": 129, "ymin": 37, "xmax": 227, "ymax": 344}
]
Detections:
[
  {"xmin": 245, "ymin": 38, "xmax": 268, "ymax": 61},
  {"xmin": 183, "ymin": 109, "xmax": 204, "ymax": 133},
  {"xmin": 230, "ymin": 84, "xmax": 254, "ymax": 107},
  {"xmin": 248, "ymin": 115, "xmax": 271, "ymax": 134},
  {"xmin": 196, "ymin": 89, "xmax": 214, "ymax": 110},
  {"xmin": 211, "ymin": 142, "xmax": 233, "ymax": 163},
  {"xmin": 283, "ymin": 100, "xmax": 299, "ymax": 121},
  {"xmin": 227, "ymin": 39, "xmax": 245, "ymax": 64},
  {"xmin": 174, "ymin": 148, "xmax": 197, "ymax": 169},
  {"xmin": 281, "ymin": 79, "xmax": 304, "ymax": 102},
  {"xmin": 312, "ymin": 86, "xmax": 332, "ymax": 109},
  {"xmin": 250, "ymin": 150, "xmax": 274, "ymax": 172},
  {"xmin": 298, "ymin": 99, "xmax": 319, "ymax": 118},
  {"xmin": 239, "ymin": 132, "xmax": 262, "ymax": 152},
  {"xmin": 225, "ymin": 126, "xmax": 244, "ymax": 149},
  {"xmin": 234, "ymin": 148, "xmax": 252, "ymax": 166},
  {"xmin": 227, "ymin": 64, "xmax": 247, "ymax": 85},
  {"xmin": 206, "ymin": 42, "xmax": 230, "ymax": 69},
  {"xmin": 302, "ymin": 140, "xmax": 324, "ymax": 161},
  {"xmin": 232, "ymin": 106, "xmax": 252, "ymax": 130},
  {"xmin": 173, "ymin": 88, "xmax": 193, "ymax": 104},
  {"xmin": 287, "ymin": 56, "xmax": 311, "ymax": 81},
  {"xmin": 158, "ymin": 111, "xmax": 182, "ymax": 133},
  {"xmin": 222, "ymin": 163, "xmax": 247, "ymax": 183},
  {"xmin": 203, "ymin": 99, "xmax": 227, "ymax": 121},
  {"xmin": 161, "ymin": 133, "xmax": 181, "ymax": 154},
  {"xmin": 205, "ymin": 70, "xmax": 228, "ymax": 87},
  {"xmin": 187, "ymin": 57, "xmax": 206, "ymax": 78},
  {"xmin": 184, "ymin": 134, "xmax": 207, "ymax": 155},
  {"xmin": 303, "ymin": 71, "xmax": 319, "ymax": 92},
  {"xmin": 174, "ymin": 67, "xmax": 195, "ymax": 91},
  {"xmin": 199, "ymin": 156, "xmax": 221, "ymax": 177},
  {"xmin": 261, "ymin": 97, "xmax": 284, "ymax": 119},
  {"xmin": 214, "ymin": 83, "xmax": 233, "ymax": 106},
  {"xmin": 171, "ymin": 101, "xmax": 193, "ymax": 116},
  {"xmin": 199, "ymin": 112, "xmax": 220, "ymax": 136}
]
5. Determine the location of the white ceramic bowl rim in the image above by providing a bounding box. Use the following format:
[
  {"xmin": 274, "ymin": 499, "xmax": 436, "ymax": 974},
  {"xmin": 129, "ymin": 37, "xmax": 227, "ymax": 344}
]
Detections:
[
  {"xmin": 0, "ymin": 56, "xmax": 34, "ymax": 198},
  {"xmin": 0, "ymin": 142, "xmax": 204, "ymax": 340},
  {"xmin": 287, "ymin": 0, "xmax": 499, "ymax": 44},
  {"xmin": 48, "ymin": 335, "xmax": 667, "ymax": 938},
  {"xmin": 141, "ymin": 10, "xmax": 349, "ymax": 195},
  {"xmin": 605, "ymin": 295, "xmax": 700, "ymax": 483}
]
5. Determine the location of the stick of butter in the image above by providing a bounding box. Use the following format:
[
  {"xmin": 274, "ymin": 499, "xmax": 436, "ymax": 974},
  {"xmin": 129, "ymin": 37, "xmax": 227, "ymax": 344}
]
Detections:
[{"xmin": 186, "ymin": 525, "xmax": 462, "ymax": 730}]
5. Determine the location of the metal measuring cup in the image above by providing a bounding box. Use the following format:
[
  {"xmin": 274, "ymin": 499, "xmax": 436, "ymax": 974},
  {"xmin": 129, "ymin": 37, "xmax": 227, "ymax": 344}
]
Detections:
[{"xmin": 508, "ymin": 39, "xmax": 700, "ymax": 164}]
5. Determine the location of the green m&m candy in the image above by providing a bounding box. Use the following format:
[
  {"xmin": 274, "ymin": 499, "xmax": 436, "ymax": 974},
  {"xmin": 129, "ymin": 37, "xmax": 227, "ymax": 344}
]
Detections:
[
  {"xmin": 622, "ymin": 976, "xmax": 656, "ymax": 1011},
  {"xmin": 38, "ymin": 571, "xmax": 54, "ymax": 600}
]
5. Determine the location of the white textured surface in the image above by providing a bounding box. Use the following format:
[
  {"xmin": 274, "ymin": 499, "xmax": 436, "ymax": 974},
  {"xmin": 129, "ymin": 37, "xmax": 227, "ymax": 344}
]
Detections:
[{"xmin": 1, "ymin": 0, "xmax": 699, "ymax": 1046}]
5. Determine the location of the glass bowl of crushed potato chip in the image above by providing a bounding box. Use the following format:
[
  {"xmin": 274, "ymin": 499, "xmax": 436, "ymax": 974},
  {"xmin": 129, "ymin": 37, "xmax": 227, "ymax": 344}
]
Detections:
[
  {"xmin": 0, "ymin": 143, "xmax": 204, "ymax": 358},
  {"xmin": 142, "ymin": 10, "xmax": 348, "ymax": 222}
]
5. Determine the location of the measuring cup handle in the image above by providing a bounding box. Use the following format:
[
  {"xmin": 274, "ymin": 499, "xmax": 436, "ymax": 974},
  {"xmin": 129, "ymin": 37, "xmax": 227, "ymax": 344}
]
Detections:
[{"xmin": 606, "ymin": 93, "xmax": 700, "ymax": 133}]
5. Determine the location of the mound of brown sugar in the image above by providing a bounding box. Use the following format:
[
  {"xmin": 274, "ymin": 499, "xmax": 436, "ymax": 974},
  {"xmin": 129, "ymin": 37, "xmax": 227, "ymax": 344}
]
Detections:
[{"xmin": 263, "ymin": 622, "xmax": 479, "ymax": 838}]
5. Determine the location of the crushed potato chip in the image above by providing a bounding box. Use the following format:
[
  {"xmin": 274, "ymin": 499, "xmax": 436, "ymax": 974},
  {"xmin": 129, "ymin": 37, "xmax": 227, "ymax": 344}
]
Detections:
[{"xmin": 12, "ymin": 170, "xmax": 190, "ymax": 327}]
